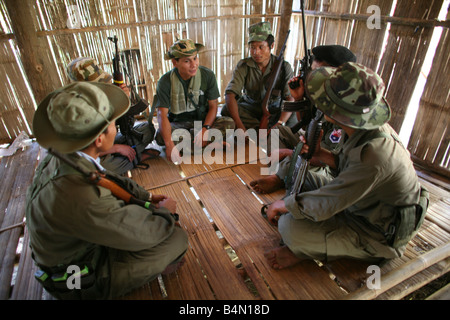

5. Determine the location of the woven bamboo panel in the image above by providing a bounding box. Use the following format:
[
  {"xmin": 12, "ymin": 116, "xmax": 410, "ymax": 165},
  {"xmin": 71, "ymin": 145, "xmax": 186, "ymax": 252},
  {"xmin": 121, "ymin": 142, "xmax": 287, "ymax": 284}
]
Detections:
[{"xmin": 189, "ymin": 168, "xmax": 345, "ymax": 299}]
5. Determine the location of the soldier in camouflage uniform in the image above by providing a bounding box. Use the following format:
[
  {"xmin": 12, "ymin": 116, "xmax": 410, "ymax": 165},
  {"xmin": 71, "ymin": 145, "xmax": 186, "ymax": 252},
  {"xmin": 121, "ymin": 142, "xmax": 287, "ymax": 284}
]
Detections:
[
  {"xmin": 274, "ymin": 45, "xmax": 357, "ymax": 160},
  {"xmin": 221, "ymin": 21, "xmax": 297, "ymax": 131},
  {"xmin": 67, "ymin": 57, "xmax": 159, "ymax": 175},
  {"xmin": 254, "ymin": 62, "xmax": 427, "ymax": 268},
  {"xmin": 153, "ymin": 39, "xmax": 235, "ymax": 163}
]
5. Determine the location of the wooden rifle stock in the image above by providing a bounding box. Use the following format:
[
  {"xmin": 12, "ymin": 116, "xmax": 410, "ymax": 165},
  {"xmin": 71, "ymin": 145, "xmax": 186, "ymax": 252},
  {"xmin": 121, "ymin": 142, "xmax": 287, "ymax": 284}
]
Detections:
[
  {"xmin": 259, "ymin": 30, "xmax": 290, "ymax": 130},
  {"xmin": 48, "ymin": 148, "xmax": 149, "ymax": 208}
]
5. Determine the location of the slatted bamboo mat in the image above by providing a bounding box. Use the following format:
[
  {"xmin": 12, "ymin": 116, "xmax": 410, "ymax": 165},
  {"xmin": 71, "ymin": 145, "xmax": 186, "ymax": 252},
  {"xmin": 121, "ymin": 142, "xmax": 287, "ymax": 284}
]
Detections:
[{"xmin": 1, "ymin": 141, "xmax": 449, "ymax": 300}]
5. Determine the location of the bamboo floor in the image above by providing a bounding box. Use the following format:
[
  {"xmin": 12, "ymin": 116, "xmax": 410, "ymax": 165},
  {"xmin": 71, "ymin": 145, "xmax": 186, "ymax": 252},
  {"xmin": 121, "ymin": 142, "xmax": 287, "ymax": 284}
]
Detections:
[{"xmin": 1, "ymin": 139, "xmax": 449, "ymax": 300}]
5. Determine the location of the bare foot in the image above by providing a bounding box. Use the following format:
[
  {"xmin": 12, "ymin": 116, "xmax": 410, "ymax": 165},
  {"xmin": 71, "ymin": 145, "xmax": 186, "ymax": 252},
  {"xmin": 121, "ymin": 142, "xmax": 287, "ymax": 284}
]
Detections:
[
  {"xmin": 250, "ymin": 175, "xmax": 284, "ymax": 194},
  {"xmin": 264, "ymin": 246, "xmax": 303, "ymax": 270}
]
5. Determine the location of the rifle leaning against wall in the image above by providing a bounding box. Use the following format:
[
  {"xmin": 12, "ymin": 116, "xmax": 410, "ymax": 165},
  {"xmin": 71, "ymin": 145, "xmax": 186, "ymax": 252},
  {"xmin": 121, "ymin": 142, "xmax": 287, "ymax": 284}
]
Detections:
[
  {"xmin": 259, "ymin": 30, "xmax": 290, "ymax": 130},
  {"xmin": 108, "ymin": 35, "xmax": 149, "ymax": 169}
]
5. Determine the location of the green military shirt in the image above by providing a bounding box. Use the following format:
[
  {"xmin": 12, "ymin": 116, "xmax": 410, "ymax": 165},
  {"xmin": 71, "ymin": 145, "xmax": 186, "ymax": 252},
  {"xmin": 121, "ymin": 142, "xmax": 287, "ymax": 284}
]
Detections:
[
  {"xmin": 26, "ymin": 153, "xmax": 177, "ymax": 268},
  {"xmin": 284, "ymin": 124, "xmax": 421, "ymax": 234},
  {"xmin": 225, "ymin": 54, "xmax": 293, "ymax": 117},
  {"xmin": 155, "ymin": 66, "xmax": 220, "ymax": 122}
]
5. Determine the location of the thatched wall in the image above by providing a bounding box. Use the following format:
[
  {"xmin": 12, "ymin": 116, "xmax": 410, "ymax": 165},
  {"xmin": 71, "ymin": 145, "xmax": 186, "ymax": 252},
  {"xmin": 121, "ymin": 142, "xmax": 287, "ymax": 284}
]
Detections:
[{"xmin": 0, "ymin": 0, "xmax": 448, "ymax": 177}]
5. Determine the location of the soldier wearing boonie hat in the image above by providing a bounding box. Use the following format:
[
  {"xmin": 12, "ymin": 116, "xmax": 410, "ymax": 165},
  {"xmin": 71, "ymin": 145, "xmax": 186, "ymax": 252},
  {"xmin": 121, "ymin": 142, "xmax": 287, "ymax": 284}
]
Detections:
[
  {"xmin": 26, "ymin": 82, "xmax": 188, "ymax": 299},
  {"xmin": 155, "ymin": 38, "xmax": 235, "ymax": 163},
  {"xmin": 256, "ymin": 62, "xmax": 426, "ymax": 269},
  {"xmin": 66, "ymin": 57, "xmax": 113, "ymax": 83},
  {"xmin": 272, "ymin": 45, "xmax": 358, "ymax": 157}
]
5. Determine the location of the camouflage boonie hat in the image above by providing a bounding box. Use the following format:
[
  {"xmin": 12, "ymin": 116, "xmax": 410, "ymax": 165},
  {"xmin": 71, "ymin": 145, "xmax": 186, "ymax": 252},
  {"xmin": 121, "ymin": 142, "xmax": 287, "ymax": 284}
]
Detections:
[
  {"xmin": 66, "ymin": 57, "xmax": 112, "ymax": 83},
  {"xmin": 248, "ymin": 21, "xmax": 273, "ymax": 43},
  {"xmin": 306, "ymin": 62, "xmax": 391, "ymax": 130},
  {"xmin": 164, "ymin": 39, "xmax": 204, "ymax": 60}
]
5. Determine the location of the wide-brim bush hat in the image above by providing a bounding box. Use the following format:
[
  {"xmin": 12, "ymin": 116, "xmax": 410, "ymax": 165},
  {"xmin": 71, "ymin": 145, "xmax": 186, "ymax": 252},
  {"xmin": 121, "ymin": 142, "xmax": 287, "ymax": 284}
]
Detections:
[
  {"xmin": 164, "ymin": 39, "xmax": 204, "ymax": 60},
  {"xmin": 66, "ymin": 57, "xmax": 113, "ymax": 83},
  {"xmin": 305, "ymin": 62, "xmax": 391, "ymax": 130},
  {"xmin": 33, "ymin": 82, "xmax": 130, "ymax": 153}
]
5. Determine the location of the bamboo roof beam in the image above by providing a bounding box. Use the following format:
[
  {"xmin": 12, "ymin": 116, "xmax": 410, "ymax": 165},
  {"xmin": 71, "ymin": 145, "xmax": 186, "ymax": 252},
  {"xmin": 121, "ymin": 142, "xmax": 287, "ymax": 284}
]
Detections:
[{"xmin": 295, "ymin": 10, "xmax": 450, "ymax": 29}]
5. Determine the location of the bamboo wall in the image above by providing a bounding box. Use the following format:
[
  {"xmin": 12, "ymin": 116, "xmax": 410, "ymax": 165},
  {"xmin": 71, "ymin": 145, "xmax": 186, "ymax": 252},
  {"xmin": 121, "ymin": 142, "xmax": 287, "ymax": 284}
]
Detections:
[{"xmin": 0, "ymin": 0, "xmax": 448, "ymax": 177}]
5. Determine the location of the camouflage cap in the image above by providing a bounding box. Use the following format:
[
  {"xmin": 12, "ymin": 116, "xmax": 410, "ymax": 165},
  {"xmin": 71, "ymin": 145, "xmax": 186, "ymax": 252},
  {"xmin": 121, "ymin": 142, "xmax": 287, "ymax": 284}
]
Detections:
[
  {"xmin": 305, "ymin": 62, "xmax": 391, "ymax": 130},
  {"xmin": 66, "ymin": 57, "xmax": 112, "ymax": 83},
  {"xmin": 33, "ymin": 82, "xmax": 129, "ymax": 153},
  {"xmin": 248, "ymin": 21, "xmax": 272, "ymax": 43},
  {"xmin": 164, "ymin": 39, "xmax": 204, "ymax": 60}
]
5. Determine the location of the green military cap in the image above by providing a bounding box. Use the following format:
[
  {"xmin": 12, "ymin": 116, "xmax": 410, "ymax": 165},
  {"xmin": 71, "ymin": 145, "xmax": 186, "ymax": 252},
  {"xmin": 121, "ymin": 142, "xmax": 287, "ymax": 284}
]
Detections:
[
  {"xmin": 248, "ymin": 21, "xmax": 273, "ymax": 43},
  {"xmin": 66, "ymin": 57, "xmax": 112, "ymax": 83},
  {"xmin": 33, "ymin": 82, "xmax": 130, "ymax": 153},
  {"xmin": 164, "ymin": 39, "xmax": 205, "ymax": 60},
  {"xmin": 305, "ymin": 62, "xmax": 391, "ymax": 130}
]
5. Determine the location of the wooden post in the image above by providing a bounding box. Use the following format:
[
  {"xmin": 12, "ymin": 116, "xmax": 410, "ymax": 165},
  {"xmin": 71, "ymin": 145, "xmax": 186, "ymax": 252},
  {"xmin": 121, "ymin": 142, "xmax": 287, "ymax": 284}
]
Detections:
[
  {"xmin": 4, "ymin": 0, "xmax": 60, "ymax": 104},
  {"xmin": 276, "ymin": 0, "xmax": 293, "ymax": 55}
]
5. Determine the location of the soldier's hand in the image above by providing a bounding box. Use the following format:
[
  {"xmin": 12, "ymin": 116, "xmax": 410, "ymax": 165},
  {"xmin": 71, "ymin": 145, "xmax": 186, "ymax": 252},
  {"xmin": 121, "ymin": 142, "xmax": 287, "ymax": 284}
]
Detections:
[
  {"xmin": 114, "ymin": 144, "xmax": 136, "ymax": 162},
  {"xmin": 288, "ymin": 77, "xmax": 305, "ymax": 101},
  {"xmin": 266, "ymin": 200, "xmax": 288, "ymax": 226},
  {"xmin": 159, "ymin": 197, "xmax": 177, "ymax": 214},
  {"xmin": 151, "ymin": 194, "xmax": 168, "ymax": 204}
]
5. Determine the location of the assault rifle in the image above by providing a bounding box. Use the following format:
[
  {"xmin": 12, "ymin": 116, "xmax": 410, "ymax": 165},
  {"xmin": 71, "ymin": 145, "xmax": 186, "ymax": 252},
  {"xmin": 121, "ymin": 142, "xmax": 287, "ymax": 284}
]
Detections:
[
  {"xmin": 48, "ymin": 148, "xmax": 179, "ymax": 221},
  {"xmin": 259, "ymin": 30, "xmax": 290, "ymax": 130},
  {"xmin": 108, "ymin": 35, "xmax": 148, "ymax": 169},
  {"xmin": 285, "ymin": 109, "xmax": 323, "ymax": 196},
  {"xmin": 260, "ymin": 110, "xmax": 323, "ymax": 223},
  {"xmin": 282, "ymin": 0, "xmax": 314, "ymax": 134}
]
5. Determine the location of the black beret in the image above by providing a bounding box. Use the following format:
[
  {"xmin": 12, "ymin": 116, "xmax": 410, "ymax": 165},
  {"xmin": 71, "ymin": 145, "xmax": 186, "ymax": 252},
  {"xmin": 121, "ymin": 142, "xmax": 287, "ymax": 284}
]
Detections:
[{"xmin": 312, "ymin": 45, "xmax": 357, "ymax": 67}]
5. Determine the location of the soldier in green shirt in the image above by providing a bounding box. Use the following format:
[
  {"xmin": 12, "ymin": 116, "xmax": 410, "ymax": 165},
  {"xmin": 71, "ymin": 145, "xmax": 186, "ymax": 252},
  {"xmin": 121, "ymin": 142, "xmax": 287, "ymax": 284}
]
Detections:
[
  {"xmin": 252, "ymin": 63, "xmax": 427, "ymax": 268},
  {"xmin": 154, "ymin": 39, "xmax": 234, "ymax": 163},
  {"xmin": 222, "ymin": 21, "xmax": 297, "ymax": 132},
  {"xmin": 26, "ymin": 82, "xmax": 188, "ymax": 299}
]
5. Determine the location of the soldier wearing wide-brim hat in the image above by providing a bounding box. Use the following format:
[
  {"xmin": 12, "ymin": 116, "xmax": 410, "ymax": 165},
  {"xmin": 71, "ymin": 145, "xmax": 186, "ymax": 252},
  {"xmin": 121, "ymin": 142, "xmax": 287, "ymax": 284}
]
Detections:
[
  {"xmin": 273, "ymin": 45, "xmax": 358, "ymax": 158},
  {"xmin": 27, "ymin": 82, "xmax": 188, "ymax": 299},
  {"xmin": 254, "ymin": 62, "xmax": 426, "ymax": 269},
  {"xmin": 154, "ymin": 39, "xmax": 235, "ymax": 163}
]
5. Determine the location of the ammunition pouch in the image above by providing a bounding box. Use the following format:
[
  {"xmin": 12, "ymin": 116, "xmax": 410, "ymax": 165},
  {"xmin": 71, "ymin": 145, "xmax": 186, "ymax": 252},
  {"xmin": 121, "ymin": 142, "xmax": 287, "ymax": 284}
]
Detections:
[
  {"xmin": 34, "ymin": 262, "xmax": 96, "ymax": 300},
  {"xmin": 387, "ymin": 186, "xmax": 429, "ymax": 249}
]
